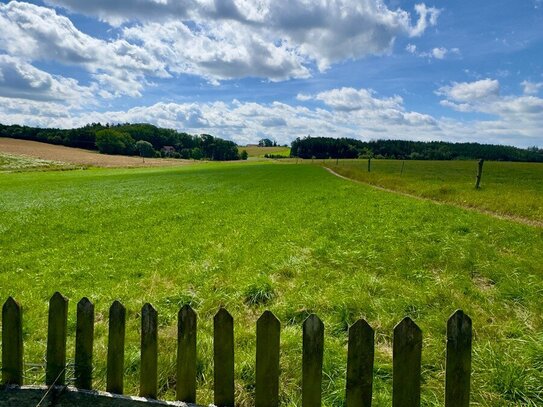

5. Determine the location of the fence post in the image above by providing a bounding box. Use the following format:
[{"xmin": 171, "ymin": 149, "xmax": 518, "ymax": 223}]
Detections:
[
  {"xmin": 2, "ymin": 297, "xmax": 23, "ymax": 385},
  {"xmin": 255, "ymin": 310, "xmax": 281, "ymax": 407},
  {"xmin": 75, "ymin": 297, "xmax": 94, "ymax": 390},
  {"xmin": 177, "ymin": 305, "xmax": 197, "ymax": 403},
  {"xmin": 393, "ymin": 317, "xmax": 422, "ymax": 407},
  {"xmin": 46, "ymin": 292, "xmax": 68, "ymax": 385},
  {"xmin": 214, "ymin": 308, "xmax": 234, "ymax": 407},
  {"xmin": 445, "ymin": 310, "xmax": 472, "ymax": 407},
  {"xmin": 107, "ymin": 300, "xmax": 126, "ymax": 394},
  {"xmin": 302, "ymin": 314, "xmax": 324, "ymax": 407},
  {"xmin": 475, "ymin": 159, "xmax": 484, "ymax": 189},
  {"xmin": 345, "ymin": 319, "xmax": 374, "ymax": 407},
  {"xmin": 140, "ymin": 303, "xmax": 158, "ymax": 399}
]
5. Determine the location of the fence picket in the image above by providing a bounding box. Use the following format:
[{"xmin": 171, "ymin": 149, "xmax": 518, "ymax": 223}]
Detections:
[
  {"xmin": 107, "ymin": 300, "xmax": 126, "ymax": 394},
  {"xmin": 255, "ymin": 310, "xmax": 281, "ymax": 407},
  {"xmin": 46, "ymin": 292, "xmax": 68, "ymax": 386},
  {"xmin": 392, "ymin": 317, "xmax": 422, "ymax": 407},
  {"xmin": 140, "ymin": 303, "xmax": 158, "ymax": 398},
  {"xmin": 345, "ymin": 319, "xmax": 374, "ymax": 407},
  {"xmin": 177, "ymin": 305, "xmax": 197, "ymax": 403},
  {"xmin": 302, "ymin": 314, "xmax": 324, "ymax": 407},
  {"xmin": 214, "ymin": 307, "xmax": 234, "ymax": 407},
  {"xmin": 75, "ymin": 297, "xmax": 94, "ymax": 390},
  {"xmin": 2, "ymin": 297, "xmax": 23, "ymax": 385},
  {"xmin": 445, "ymin": 310, "xmax": 472, "ymax": 407}
]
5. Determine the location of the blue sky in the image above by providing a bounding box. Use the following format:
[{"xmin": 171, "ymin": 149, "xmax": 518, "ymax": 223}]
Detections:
[{"xmin": 0, "ymin": 0, "xmax": 542, "ymax": 147}]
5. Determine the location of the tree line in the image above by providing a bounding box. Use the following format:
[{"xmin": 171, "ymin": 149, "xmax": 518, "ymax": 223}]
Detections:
[
  {"xmin": 290, "ymin": 136, "xmax": 543, "ymax": 162},
  {"xmin": 0, "ymin": 123, "xmax": 243, "ymax": 161}
]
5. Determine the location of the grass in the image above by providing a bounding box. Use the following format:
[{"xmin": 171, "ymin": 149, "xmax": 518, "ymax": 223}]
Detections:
[
  {"xmin": 0, "ymin": 152, "xmax": 78, "ymax": 172},
  {"xmin": 0, "ymin": 162, "xmax": 542, "ymax": 406},
  {"xmin": 324, "ymin": 159, "xmax": 543, "ymax": 224},
  {"xmin": 240, "ymin": 146, "xmax": 291, "ymax": 157}
]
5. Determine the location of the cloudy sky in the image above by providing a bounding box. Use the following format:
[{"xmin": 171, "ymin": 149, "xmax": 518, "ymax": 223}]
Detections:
[{"xmin": 0, "ymin": 0, "xmax": 542, "ymax": 147}]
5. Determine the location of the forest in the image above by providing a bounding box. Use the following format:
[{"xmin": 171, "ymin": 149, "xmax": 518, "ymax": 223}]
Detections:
[
  {"xmin": 290, "ymin": 136, "xmax": 543, "ymax": 162},
  {"xmin": 0, "ymin": 123, "xmax": 241, "ymax": 161}
]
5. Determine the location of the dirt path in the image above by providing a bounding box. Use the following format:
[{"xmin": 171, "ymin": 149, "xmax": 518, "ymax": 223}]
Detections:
[
  {"xmin": 0, "ymin": 138, "xmax": 193, "ymax": 168},
  {"xmin": 324, "ymin": 166, "xmax": 543, "ymax": 228}
]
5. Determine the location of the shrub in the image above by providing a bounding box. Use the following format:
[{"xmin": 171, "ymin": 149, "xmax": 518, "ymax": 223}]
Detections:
[
  {"xmin": 240, "ymin": 150, "xmax": 248, "ymax": 160},
  {"xmin": 135, "ymin": 140, "xmax": 155, "ymax": 158}
]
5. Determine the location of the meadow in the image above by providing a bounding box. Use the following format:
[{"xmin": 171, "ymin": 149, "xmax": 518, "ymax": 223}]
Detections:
[
  {"xmin": 241, "ymin": 145, "xmax": 291, "ymax": 158},
  {"xmin": 0, "ymin": 162, "xmax": 542, "ymax": 406},
  {"xmin": 324, "ymin": 159, "xmax": 543, "ymax": 224}
]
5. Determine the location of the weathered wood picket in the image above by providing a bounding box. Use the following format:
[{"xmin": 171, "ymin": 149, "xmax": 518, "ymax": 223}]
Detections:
[{"xmin": 0, "ymin": 293, "xmax": 473, "ymax": 406}]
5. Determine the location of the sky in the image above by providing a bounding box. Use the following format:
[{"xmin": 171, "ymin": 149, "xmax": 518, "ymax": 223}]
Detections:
[{"xmin": 0, "ymin": 0, "xmax": 542, "ymax": 147}]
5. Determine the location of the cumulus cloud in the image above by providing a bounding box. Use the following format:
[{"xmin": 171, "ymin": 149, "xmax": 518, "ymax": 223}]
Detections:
[
  {"xmin": 521, "ymin": 80, "xmax": 543, "ymax": 95},
  {"xmin": 45, "ymin": 0, "xmax": 441, "ymax": 76},
  {"xmin": 0, "ymin": 1, "xmax": 168, "ymax": 97},
  {"xmin": 437, "ymin": 79, "xmax": 500, "ymax": 102},
  {"xmin": 0, "ymin": 54, "xmax": 94, "ymax": 105}
]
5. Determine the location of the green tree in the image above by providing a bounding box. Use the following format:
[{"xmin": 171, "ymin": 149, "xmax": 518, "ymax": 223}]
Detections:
[
  {"xmin": 259, "ymin": 138, "xmax": 273, "ymax": 147},
  {"xmin": 240, "ymin": 149, "xmax": 249, "ymax": 160},
  {"xmin": 135, "ymin": 140, "xmax": 155, "ymax": 157},
  {"xmin": 95, "ymin": 129, "xmax": 135, "ymax": 155},
  {"xmin": 191, "ymin": 147, "xmax": 203, "ymax": 160}
]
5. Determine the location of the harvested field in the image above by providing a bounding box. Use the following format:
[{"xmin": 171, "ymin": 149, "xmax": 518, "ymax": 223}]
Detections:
[{"xmin": 0, "ymin": 137, "xmax": 194, "ymax": 168}]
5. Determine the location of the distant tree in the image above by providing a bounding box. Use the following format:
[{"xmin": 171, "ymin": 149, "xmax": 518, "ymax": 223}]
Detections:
[
  {"xmin": 240, "ymin": 150, "xmax": 249, "ymax": 160},
  {"xmin": 191, "ymin": 147, "xmax": 203, "ymax": 160},
  {"xmin": 259, "ymin": 138, "xmax": 273, "ymax": 147},
  {"xmin": 95, "ymin": 129, "xmax": 135, "ymax": 155},
  {"xmin": 135, "ymin": 140, "xmax": 155, "ymax": 157}
]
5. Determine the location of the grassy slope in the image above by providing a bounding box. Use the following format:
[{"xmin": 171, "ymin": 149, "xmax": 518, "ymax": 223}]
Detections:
[
  {"xmin": 0, "ymin": 163, "xmax": 542, "ymax": 406},
  {"xmin": 241, "ymin": 146, "xmax": 291, "ymax": 157},
  {"xmin": 325, "ymin": 159, "xmax": 543, "ymax": 223},
  {"xmin": 0, "ymin": 152, "xmax": 75, "ymax": 172}
]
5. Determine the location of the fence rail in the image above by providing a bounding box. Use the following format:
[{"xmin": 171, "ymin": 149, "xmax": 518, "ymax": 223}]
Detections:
[{"xmin": 1, "ymin": 292, "xmax": 472, "ymax": 406}]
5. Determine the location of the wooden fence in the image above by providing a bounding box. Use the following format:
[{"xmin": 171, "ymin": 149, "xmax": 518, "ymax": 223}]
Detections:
[{"xmin": 1, "ymin": 292, "xmax": 472, "ymax": 406}]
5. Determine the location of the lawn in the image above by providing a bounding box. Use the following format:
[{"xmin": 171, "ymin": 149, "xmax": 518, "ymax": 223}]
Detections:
[
  {"xmin": 0, "ymin": 162, "xmax": 542, "ymax": 406},
  {"xmin": 324, "ymin": 159, "xmax": 543, "ymax": 224}
]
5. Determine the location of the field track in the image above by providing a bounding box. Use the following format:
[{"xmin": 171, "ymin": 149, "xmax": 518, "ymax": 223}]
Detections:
[
  {"xmin": 324, "ymin": 166, "xmax": 543, "ymax": 228},
  {"xmin": 0, "ymin": 137, "xmax": 193, "ymax": 168}
]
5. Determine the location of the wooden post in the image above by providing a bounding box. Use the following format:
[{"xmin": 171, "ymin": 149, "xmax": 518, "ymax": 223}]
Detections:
[
  {"xmin": 445, "ymin": 310, "xmax": 472, "ymax": 407},
  {"xmin": 400, "ymin": 161, "xmax": 405, "ymax": 175},
  {"xmin": 140, "ymin": 303, "xmax": 158, "ymax": 399},
  {"xmin": 177, "ymin": 305, "xmax": 197, "ymax": 403},
  {"xmin": 302, "ymin": 314, "xmax": 324, "ymax": 407},
  {"xmin": 475, "ymin": 159, "xmax": 484, "ymax": 189},
  {"xmin": 2, "ymin": 297, "xmax": 23, "ymax": 385},
  {"xmin": 107, "ymin": 300, "xmax": 126, "ymax": 394},
  {"xmin": 75, "ymin": 297, "xmax": 94, "ymax": 390},
  {"xmin": 46, "ymin": 292, "xmax": 68, "ymax": 385},
  {"xmin": 393, "ymin": 317, "xmax": 422, "ymax": 407},
  {"xmin": 345, "ymin": 319, "xmax": 374, "ymax": 407},
  {"xmin": 255, "ymin": 310, "xmax": 281, "ymax": 407},
  {"xmin": 367, "ymin": 158, "xmax": 371, "ymax": 172},
  {"xmin": 214, "ymin": 308, "xmax": 234, "ymax": 407}
]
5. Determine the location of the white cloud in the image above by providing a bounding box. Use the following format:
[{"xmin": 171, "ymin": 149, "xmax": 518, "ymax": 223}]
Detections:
[
  {"xmin": 437, "ymin": 79, "xmax": 500, "ymax": 102},
  {"xmin": 521, "ymin": 80, "xmax": 543, "ymax": 95},
  {"xmin": 0, "ymin": 1, "xmax": 168, "ymax": 97},
  {"xmin": 0, "ymin": 54, "xmax": 94, "ymax": 105},
  {"xmin": 45, "ymin": 0, "xmax": 441, "ymax": 75},
  {"xmin": 406, "ymin": 44, "xmax": 460, "ymax": 60}
]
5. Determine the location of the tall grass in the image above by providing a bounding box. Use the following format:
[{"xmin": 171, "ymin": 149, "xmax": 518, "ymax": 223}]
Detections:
[{"xmin": 0, "ymin": 163, "xmax": 542, "ymax": 406}]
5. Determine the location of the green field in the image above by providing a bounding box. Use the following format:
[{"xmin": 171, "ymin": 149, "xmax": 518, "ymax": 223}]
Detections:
[
  {"xmin": 1, "ymin": 162, "xmax": 542, "ymax": 406},
  {"xmin": 325, "ymin": 159, "xmax": 543, "ymax": 224},
  {"xmin": 241, "ymin": 146, "xmax": 291, "ymax": 158}
]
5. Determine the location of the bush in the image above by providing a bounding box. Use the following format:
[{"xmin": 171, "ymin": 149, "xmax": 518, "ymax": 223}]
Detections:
[
  {"xmin": 135, "ymin": 140, "xmax": 155, "ymax": 158},
  {"xmin": 191, "ymin": 148, "xmax": 203, "ymax": 160},
  {"xmin": 240, "ymin": 150, "xmax": 248, "ymax": 160},
  {"xmin": 96, "ymin": 129, "xmax": 135, "ymax": 155}
]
